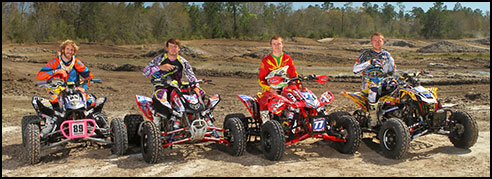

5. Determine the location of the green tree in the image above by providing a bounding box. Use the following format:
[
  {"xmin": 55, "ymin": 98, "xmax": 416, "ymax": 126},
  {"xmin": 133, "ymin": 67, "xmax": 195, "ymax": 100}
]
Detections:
[
  {"xmin": 422, "ymin": 2, "xmax": 448, "ymax": 38},
  {"xmin": 203, "ymin": 2, "xmax": 225, "ymax": 38},
  {"xmin": 77, "ymin": 2, "xmax": 104, "ymax": 42}
]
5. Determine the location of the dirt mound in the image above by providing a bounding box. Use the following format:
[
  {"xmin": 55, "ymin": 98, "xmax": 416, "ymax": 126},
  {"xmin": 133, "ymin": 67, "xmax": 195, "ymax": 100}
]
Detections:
[
  {"xmin": 417, "ymin": 40, "xmax": 488, "ymax": 53},
  {"xmin": 290, "ymin": 37, "xmax": 319, "ymax": 45},
  {"xmin": 141, "ymin": 48, "xmax": 166, "ymax": 58},
  {"xmin": 359, "ymin": 39, "xmax": 415, "ymax": 47},
  {"xmin": 238, "ymin": 49, "xmax": 269, "ymax": 59},
  {"xmin": 7, "ymin": 47, "xmax": 57, "ymax": 54},
  {"xmin": 180, "ymin": 46, "xmax": 205, "ymax": 58},
  {"xmin": 475, "ymin": 38, "xmax": 490, "ymax": 45},
  {"xmin": 113, "ymin": 64, "xmax": 144, "ymax": 71},
  {"xmin": 88, "ymin": 63, "xmax": 144, "ymax": 72},
  {"xmin": 195, "ymin": 69, "xmax": 257, "ymax": 78},
  {"xmin": 141, "ymin": 46, "xmax": 205, "ymax": 58},
  {"xmin": 386, "ymin": 40, "xmax": 416, "ymax": 47}
]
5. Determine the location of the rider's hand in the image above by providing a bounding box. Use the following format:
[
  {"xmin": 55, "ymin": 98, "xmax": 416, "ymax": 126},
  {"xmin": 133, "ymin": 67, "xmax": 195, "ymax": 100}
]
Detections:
[
  {"xmin": 159, "ymin": 64, "xmax": 175, "ymax": 71},
  {"xmin": 53, "ymin": 69, "xmax": 68, "ymax": 79}
]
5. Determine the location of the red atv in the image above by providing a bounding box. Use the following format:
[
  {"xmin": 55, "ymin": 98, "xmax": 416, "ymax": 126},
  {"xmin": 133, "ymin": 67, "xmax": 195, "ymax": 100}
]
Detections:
[
  {"xmin": 228, "ymin": 67, "xmax": 361, "ymax": 161},
  {"xmin": 124, "ymin": 78, "xmax": 246, "ymax": 163}
]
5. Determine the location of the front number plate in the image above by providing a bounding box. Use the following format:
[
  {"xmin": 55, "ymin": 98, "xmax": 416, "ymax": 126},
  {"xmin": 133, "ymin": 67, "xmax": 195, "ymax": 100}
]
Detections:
[
  {"xmin": 313, "ymin": 118, "xmax": 325, "ymax": 132},
  {"xmin": 71, "ymin": 122, "xmax": 86, "ymax": 136}
]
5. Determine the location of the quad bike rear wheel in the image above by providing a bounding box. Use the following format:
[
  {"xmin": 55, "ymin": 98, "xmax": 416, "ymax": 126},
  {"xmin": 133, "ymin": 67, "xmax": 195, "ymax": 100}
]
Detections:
[
  {"xmin": 141, "ymin": 121, "xmax": 160, "ymax": 164},
  {"xmin": 378, "ymin": 118, "xmax": 410, "ymax": 159},
  {"xmin": 25, "ymin": 123, "xmax": 41, "ymax": 164},
  {"xmin": 329, "ymin": 114, "xmax": 361, "ymax": 154},
  {"xmin": 260, "ymin": 120, "xmax": 285, "ymax": 161},
  {"xmin": 110, "ymin": 118, "xmax": 128, "ymax": 155},
  {"xmin": 449, "ymin": 111, "xmax": 479, "ymax": 149},
  {"xmin": 124, "ymin": 114, "xmax": 144, "ymax": 146},
  {"xmin": 219, "ymin": 116, "xmax": 246, "ymax": 156}
]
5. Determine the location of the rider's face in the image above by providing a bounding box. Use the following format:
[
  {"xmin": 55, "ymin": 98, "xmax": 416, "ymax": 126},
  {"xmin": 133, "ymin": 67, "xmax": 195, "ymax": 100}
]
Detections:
[
  {"xmin": 371, "ymin": 35, "xmax": 384, "ymax": 52},
  {"xmin": 62, "ymin": 45, "xmax": 75, "ymax": 60},
  {"xmin": 167, "ymin": 43, "xmax": 180, "ymax": 57},
  {"xmin": 271, "ymin": 39, "xmax": 283, "ymax": 54}
]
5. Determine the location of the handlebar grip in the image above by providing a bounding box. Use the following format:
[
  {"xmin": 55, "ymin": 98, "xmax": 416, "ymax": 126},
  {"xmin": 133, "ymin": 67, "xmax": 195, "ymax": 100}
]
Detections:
[
  {"xmin": 90, "ymin": 78, "xmax": 102, "ymax": 83},
  {"xmin": 36, "ymin": 81, "xmax": 47, "ymax": 86}
]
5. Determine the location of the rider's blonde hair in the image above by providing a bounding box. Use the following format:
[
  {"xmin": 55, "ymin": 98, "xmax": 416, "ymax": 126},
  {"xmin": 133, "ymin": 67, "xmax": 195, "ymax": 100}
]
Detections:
[
  {"xmin": 59, "ymin": 39, "xmax": 79, "ymax": 54},
  {"xmin": 371, "ymin": 32, "xmax": 384, "ymax": 40},
  {"xmin": 270, "ymin": 36, "xmax": 284, "ymax": 45}
]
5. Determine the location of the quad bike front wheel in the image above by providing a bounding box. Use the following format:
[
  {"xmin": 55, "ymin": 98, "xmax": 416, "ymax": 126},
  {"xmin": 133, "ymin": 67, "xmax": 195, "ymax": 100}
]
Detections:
[
  {"xmin": 260, "ymin": 120, "xmax": 285, "ymax": 161},
  {"xmin": 449, "ymin": 111, "xmax": 479, "ymax": 149},
  {"xmin": 25, "ymin": 123, "xmax": 41, "ymax": 164},
  {"xmin": 110, "ymin": 118, "xmax": 128, "ymax": 155},
  {"xmin": 141, "ymin": 121, "xmax": 160, "ymax": 164},
  {"xmin": 124, "ymin": 114, "xmax": 144, "ymax": 146},
  {"xmin": 220, "ymin": 116, "xmax": 246, "ymax": 156},
  {"xmin": 22, "ymin": 115, "xmax": 40, "ymax": 147},
  {"xmin": 378, "ymin": 118, "xmax": 410, "ymax": 159},
  {"xmin": 329, "ymin": 114, "xmax": 361, "ymax": 154},
  {"xmin": 224, "ymin": 113, "xmax": 247, "ymax": 139}
]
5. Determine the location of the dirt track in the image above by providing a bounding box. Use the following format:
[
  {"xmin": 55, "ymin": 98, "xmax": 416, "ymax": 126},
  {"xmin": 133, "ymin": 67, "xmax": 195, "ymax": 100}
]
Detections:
[{"xmin": 2, "ymin": 38, "xmax": 490, "ymax": 176}]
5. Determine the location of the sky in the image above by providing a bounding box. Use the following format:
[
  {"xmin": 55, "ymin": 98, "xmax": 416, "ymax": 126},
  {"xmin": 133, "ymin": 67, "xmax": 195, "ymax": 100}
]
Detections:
[{"xmin": 145, "ymin": 2, "xmax": 490, "ymax": 14}]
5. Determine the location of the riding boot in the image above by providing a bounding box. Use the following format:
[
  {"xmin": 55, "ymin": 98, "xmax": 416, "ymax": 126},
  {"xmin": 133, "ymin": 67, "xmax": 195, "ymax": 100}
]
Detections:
[
  {"xmin": 368, "ymin": 103, "xmax": 378, "ymax": 127},
  {"xmin": 260, "ymin": 110, "xmax": 269, "ymax": 123},
  {"xmin": 152, "ymin": 112, "xmax": 161, "ymax": 130},
  {"xmin": 41, "ymin": 116, "xmax": 57, "ymax": 137},
  {"xmin": 170, "ymin": 115, "xmax": 180, "ymax": 130}
]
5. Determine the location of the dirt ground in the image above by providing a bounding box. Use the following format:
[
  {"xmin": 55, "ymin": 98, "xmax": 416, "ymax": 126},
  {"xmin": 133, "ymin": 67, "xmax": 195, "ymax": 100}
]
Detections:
[{"xmin": 2, "ymin": 38, "xmax": 490, "ymax": 177}]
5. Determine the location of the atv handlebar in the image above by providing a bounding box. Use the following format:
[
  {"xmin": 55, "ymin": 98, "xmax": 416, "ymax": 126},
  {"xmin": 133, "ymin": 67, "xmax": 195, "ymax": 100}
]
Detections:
[
  {"xmin": 36, "ymin": 78, "xmax": 101, "ymax": 88},
  {"xmin": 269, "ymin": 74, "xmax": 329, "ymax": 86},
  {"xmin": 153, "ymin": 78, "xmax": 213, "ymax": 89}
]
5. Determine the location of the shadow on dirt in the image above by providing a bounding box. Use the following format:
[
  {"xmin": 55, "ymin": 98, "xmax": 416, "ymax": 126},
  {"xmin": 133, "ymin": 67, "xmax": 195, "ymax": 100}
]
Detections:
[
  {"xmin": 407, "ymin": 146, "xmax": 472, "ymax": 161},
  {"xmin": 2, "ymin": 141, "xmax": 111, "ymax": 170},
  {"xmin": 357, "ymin": 137, "xmax": 473, "ymax": 164},
  {"xmin": 358, "ymin": 138, "xmax": 408, "ymax": 165},
  {"xmin": 2, "ymin": 144, "xmax": 28, "ymax": 170}
]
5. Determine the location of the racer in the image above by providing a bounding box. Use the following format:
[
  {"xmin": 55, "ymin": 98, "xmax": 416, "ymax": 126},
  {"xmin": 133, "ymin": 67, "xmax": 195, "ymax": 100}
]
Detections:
[
  {"xmin": 36, "ymin": 39, "xmax": 95, "ymax": 137},
  {"xmin": 353, "ymin": 32, "xmax": 396, "ymax": 126},
  {"xmin": 257, "ymin": 36, "xmax": 299, "ymax": 120},
  {"xmin": 142, "ymin": 38, "xmax": 203, "ymax": 129}
]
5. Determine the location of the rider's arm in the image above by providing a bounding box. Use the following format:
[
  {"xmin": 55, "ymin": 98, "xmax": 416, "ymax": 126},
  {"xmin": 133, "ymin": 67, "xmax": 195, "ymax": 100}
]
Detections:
[
  {"xmin": 383, "ymin": 52, "xmax": 397, "ymax": 75},
  {"xmin": 180, "ymin": 57, "xmax": 199, "ymax": 88},
  {"xmin": 258, "ymin": 58, "xmax": 271, "ymax": 92},
  {"xmin": 285, "ymin": 55, "xmax": 299, "ymax": 78},
  {"xmin": 143, "ymin": 54, "xmax": 164, "ymax": 78},
  {"xmin": 37, "ymin": 58, "xmax": 60, "ymax": 81},
  {"xmin": 353, "ymin": 52, "xmax": 371, "ymax": 74},
  {"xmin": 73, "ymin": 58, "xmax": 94, "ymax": 90}
]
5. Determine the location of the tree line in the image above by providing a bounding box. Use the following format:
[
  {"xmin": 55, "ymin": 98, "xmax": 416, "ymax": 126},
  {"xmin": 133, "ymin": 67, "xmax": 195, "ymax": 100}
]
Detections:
[{"xmin": 2, "ymin": 2, "xmax": 490, "ymax": 44}]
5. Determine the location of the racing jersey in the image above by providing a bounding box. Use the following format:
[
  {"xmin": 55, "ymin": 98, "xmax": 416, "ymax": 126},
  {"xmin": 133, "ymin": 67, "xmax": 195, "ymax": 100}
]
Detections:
[
  {"xmin": 353, "ymin": 49, "xmax": 396, "ymax": 76},
  {"xmin": 143, "ymin": 53, "xmax": 198, "ymax": 88},
  {"xmin": 37, "ymin": 55, "xmax": 93, "ymax": 90},
  {"xmin": 259, "ymin": 52, "xmax": 298, "ymax": 92}
]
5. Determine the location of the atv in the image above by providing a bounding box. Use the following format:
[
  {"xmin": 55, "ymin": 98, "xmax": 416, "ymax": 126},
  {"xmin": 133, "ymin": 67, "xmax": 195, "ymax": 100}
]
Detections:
[
  {"xmin": 124, "ymin": 77, "xmax": 246, "ymax": 164},
  {"xmin": 23, "ymin": 78, "xmax": 128, "ymax": 164},
  {"xmin": 229, "ymin": 66, "xmax": 361, "ymax": 161},
  {"xmin": 340, "ymin": 67, "xmax": 478, "ymax": 159}
]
